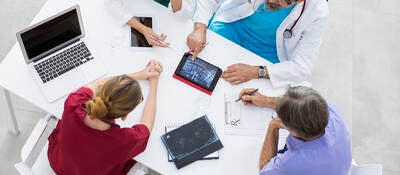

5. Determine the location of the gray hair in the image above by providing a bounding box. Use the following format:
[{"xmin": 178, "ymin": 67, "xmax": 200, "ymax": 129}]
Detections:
[{"xmin": 276, "ymin": 86, "xmax": 329, "ymax": 140}]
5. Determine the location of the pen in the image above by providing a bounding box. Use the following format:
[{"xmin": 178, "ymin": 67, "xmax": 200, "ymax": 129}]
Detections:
[
  {"xmin": 147, "ymin": 34, "xmax": 171, "ymax": 48},
  {"xmin": 235, "ymin": 88, "xmax": 259, "ymax": 102}
]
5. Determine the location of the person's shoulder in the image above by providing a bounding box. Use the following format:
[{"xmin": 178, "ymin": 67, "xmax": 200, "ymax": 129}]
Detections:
[
  {"xmin": 325, "ymin": 99, "xmax": 351, "ymax": 137},
  {"xmin": 325, "ymin": 100, "xmax": 343, "ymax": 120},
  {"xmin": 64, "ymin": 87, "xmax": 94, "ymax": 109},
  {"xmin": 120, "ymin": 124, "xmax": 150, "ymax": 140},
  {"xmin": 260, "ymin": 153, "xmax": 303, "ymax": 175},
  {"xmin": 66, "ymin": 87, "xmax": 94, "ymax": 101},
  {"xmin": 307, "ymin": 0, "xmax": 329, "ymax": 18}
]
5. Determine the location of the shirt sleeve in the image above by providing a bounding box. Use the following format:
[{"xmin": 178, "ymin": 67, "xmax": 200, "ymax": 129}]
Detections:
[
  {"xmin": 63, "ymin": 87, "xmax": 94, "ymax": 118},
  {"xmin": 123, "ymin": 124, "xmax": 151, "ymax": 160},
  {"xmin": 104, "ymin": 0, "xmax": 133, "ymax": 26},
  {"xmin": 168, "ymin": 0, "xmax": 196, "ymax": 20},
  {"xmin": 193, "ymin": 0, "xmax": 220, "ymax": 25},
  {"xmin": 259, "ymin": 155, "xmax": 285, "ymax": 175}
]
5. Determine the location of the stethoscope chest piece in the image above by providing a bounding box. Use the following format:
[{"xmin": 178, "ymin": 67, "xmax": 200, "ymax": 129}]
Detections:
[
  {"xmin": 283, "ymin": 29, "xmax": 293, "ymax": 38},
  {"xmin": 282, "ymin": 0, "xmax": 307, "ymax": 39}
]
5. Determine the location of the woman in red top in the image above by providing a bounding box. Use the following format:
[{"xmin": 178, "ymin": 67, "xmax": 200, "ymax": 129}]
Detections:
[{"xmin": 48, "ymin": 60, "xmax": 163, "ymax": 175}]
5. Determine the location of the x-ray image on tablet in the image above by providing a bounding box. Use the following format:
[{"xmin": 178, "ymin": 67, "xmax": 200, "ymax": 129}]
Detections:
[
  {"xmin": 130, "ymin": 17, "xmax": 152, "ymax": 47},
  {"xmin": 173, "ymin": 53, "xmax": 222, "ymax": 95}
]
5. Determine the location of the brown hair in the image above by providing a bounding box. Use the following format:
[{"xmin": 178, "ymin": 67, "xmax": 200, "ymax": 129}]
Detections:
[
  {"xmin": 85, "ymin": 75, "xmax": 143, "ymax": 120},
  {"xmin": 275, "ymin": 86, "xmax": 329, "ymax": 140}
]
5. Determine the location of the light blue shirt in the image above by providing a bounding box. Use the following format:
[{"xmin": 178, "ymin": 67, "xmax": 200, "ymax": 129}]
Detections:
[
  {"xmin": 260, "ymin": 102, "xmax": 352, "ymax": 175},
  {"xmin": 209, "ymin": 4, "xmax": 294, "ymax": 64}
]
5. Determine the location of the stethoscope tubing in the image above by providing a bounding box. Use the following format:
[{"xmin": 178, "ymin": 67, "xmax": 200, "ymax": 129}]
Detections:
[{"xmin": 284, "ymin": 0, "xmax": 306, "ymax": 38}]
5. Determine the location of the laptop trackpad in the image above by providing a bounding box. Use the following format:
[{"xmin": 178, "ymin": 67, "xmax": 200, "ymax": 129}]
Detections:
[{"xmin": 43, "ymin": 70, "xmax": 87, "ymax": 100}]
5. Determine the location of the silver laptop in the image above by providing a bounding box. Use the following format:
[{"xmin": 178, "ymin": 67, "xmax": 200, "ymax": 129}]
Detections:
[{"xmin": 16, "ymin": 5, "xmax": 105, "ymax": 102}]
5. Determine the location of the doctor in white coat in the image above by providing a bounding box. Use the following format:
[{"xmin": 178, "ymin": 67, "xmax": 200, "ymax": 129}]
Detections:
[{"xmin": 187, "ymin": 0, "xmax": 329, "ymax": 88}]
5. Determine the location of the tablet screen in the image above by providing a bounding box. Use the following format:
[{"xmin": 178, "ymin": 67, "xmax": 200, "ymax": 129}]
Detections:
[
  {"xmin": 130, "ymin": 17, "xmax": 152, "ymax": 47},
  {"xmin": 175, "ymin": 53, "xmax": 222, "ymax": 92}
]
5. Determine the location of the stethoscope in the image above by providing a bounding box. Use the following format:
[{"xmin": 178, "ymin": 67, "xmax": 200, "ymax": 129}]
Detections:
[{"xmin": 283, "ymin": 0, "xmax": 306, "ymax": 38}]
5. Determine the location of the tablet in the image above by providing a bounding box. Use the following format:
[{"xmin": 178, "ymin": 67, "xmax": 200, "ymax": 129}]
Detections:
[
  {"xmin": 130, "ymin": 17, "xmax": 152, "ymax": 47},
  {"xmin": 173, "ymin": 53, "xmax": 222, "ymax": 95}
]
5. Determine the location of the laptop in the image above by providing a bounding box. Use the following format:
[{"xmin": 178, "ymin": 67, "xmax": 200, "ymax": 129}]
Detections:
[{"xmin": 16, "ymin": 5, "xmax": 105, "ymax": 102}]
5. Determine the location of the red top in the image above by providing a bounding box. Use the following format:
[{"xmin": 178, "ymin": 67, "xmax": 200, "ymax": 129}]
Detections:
[{"xmin": 48, "ymin": 87, "xmax": 150, "ymax": 175}]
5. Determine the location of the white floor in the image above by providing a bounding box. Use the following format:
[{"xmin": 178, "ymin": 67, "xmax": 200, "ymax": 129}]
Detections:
[{"xmin": 0, "ymin": 0, "xmax": 399, "ymax": 174}]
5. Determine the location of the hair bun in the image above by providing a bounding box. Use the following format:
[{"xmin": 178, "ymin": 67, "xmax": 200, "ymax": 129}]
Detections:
[{"xmin": 86, "ymin": 96, "xmax": 109, "ymax": 119}]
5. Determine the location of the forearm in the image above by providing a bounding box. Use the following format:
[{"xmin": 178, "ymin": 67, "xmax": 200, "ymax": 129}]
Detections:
[
  {"xmin": 194, "ymin": 22, "xmax": 207, "ymax": 31},
  {"xmin": 262, "ymin": 96, "xmax": 277, "ymax": 109},
  {"xmin": 127, "ymin": 17, "xmax": 148, "ymax": 33},
  {"xmin": 127, "ymin": 71, "xmax": 146, "ymax": 80},
  {"xmin": 259, "ymin": 124, "xmax": 280, "ymax": 170},
  {"xmin": 140, "ymin": 81, "xmax": 158, "ymax": 131},
  {"xmin": 170, "ymin": 0, "xmax": 182, "ymax": 13}
]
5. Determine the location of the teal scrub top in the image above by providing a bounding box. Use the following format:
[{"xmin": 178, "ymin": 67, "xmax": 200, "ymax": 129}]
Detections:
[{"xmin": 209, "ymin": 4, "xmax": 295, "ymax": 64}]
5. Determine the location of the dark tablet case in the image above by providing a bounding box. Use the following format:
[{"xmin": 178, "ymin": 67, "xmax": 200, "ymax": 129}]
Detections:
[{"xmin": 161, "ymin": 115, "xmax": 224, "ymax": 169}]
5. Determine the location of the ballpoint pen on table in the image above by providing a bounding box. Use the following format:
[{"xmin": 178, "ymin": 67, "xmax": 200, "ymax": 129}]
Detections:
[{"xmin": 147, "ymin": 34, "xmax": 172, "ymax": 48}]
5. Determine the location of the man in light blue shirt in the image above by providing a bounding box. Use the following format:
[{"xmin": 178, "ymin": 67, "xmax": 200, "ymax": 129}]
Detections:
[{"xmin": 238, "ymin": 86, "xmax": 352, "ymax": 175}]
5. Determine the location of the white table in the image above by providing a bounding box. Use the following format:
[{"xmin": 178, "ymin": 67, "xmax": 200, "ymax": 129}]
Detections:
[{"xmin": 0, "ymin": 0, "xmax": 287, "ymax": 174}]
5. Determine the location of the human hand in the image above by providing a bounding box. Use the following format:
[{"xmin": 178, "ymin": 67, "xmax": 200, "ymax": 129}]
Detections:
[
  {"xmin": 146, "ymin": 60, "xmax": 163, "ymax": 81},
  {"xmin": 141, "ymin": 27, "xmax": 170, "ymax": 47},
  {"xmin": 222, "ymin": 64, "xmax": 259, "ymax": 85},
  {"xmin": 239, "ymin": 88, "xmax": 276, "ymax": 108},
  {"xmin": 238, "ymin": 88, "xmax": 267, "ymax": 107},
  {"xmin": 187, "ymin": 23, "xmax": 207, "ymax": 59},
  {"xmin": 136, "ymin": 60, "xmax": 163, "ymax": 81}
]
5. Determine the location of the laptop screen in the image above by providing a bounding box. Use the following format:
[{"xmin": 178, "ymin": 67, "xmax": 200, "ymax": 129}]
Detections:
[{"xmin": 20, "ymin": 8, "xmax": 82, "ymax": 61}]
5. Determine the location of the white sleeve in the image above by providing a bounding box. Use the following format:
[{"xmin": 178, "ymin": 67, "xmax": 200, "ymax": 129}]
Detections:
[
  {"xmin": 104, "ymin": 0, "xmax": 133, "ymax": 26},
  {"xmin": 193, "ymin": 0, "xmax": 220, "ymax": 25},
  {"xmin": 168, "ymin": 0, "xmax": 196, "ymax": 19},
  {"xmin": 267, "ymin": 17, "xmax": 328, "ymax": 88}
]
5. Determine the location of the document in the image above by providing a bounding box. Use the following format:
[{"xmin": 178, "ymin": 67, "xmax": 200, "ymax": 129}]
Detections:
[{"xmin": 224, "ymin": 93, "xmax": 273, "ymax": 135}]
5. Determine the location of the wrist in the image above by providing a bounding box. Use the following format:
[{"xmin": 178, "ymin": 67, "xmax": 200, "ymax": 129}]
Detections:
[
  {"xmin": 262, "ymin": 96, "xmax": 276, "ymax": 108},
  {"xmin": 264, "ymin": 66, "xmax": 270, "ymax": 79},
  {"xmin": 194, "ymin": 22, "xmax": 207, "ymax": 33},
  {"xmin": 149, "ymin": 79, "xmax": 159, "ymax": 86},
  {"xmin": 138, "ymin": 26, "xmax": 151, "ymax": 35},
  {"xmin": 252, "ymin": 66, "xmax": 259, "ymax": 79},
  {"xmin": 128, "ymin": 72, "xmax": 141, "ymax": 80},
  {"xmin": 270, "ymin": 97, "xmax": 277, "ymax": 109}
]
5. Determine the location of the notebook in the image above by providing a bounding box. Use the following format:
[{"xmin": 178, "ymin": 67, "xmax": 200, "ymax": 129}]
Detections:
[
  {"xmin": 161, "ymin": 115, "xmax": 224, "ymax": 169},
  {"xmin": 165, "ymin": 123, "xmax": 220, "ymax": 161}
]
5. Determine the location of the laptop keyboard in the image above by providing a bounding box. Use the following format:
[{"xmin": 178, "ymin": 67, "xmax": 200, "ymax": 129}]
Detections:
[{"xmin": 34, "ymin": 42, "xmax": 94, "ymax": 83}]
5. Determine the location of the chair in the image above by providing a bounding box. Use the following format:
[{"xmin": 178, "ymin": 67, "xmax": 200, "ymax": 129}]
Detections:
[
  {"xmin": 350, "ymin": 159, "xmax": 383, "ymax": 175},
  {"xmin": 13, "ymin": 114, "xmax": 160, "ymax": 175},
  {"xmin": 14, "ymin": 114, "xmax": 58, "ymax": 175}
]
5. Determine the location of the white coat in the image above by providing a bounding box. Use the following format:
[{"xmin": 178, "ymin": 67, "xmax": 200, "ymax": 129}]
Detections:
[{"xmin": 194, "ymin": 0, "xmax": 329, "ymax": 88}]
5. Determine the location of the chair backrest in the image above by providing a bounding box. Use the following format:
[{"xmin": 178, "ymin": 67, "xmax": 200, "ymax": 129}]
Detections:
[
  {"xmin": 350, "ymin": 159, "xmax": 383, "ymax": 175},
  {"xmin": 14, "ymin": 114, "xmax": 58, "ymax": 175}
]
